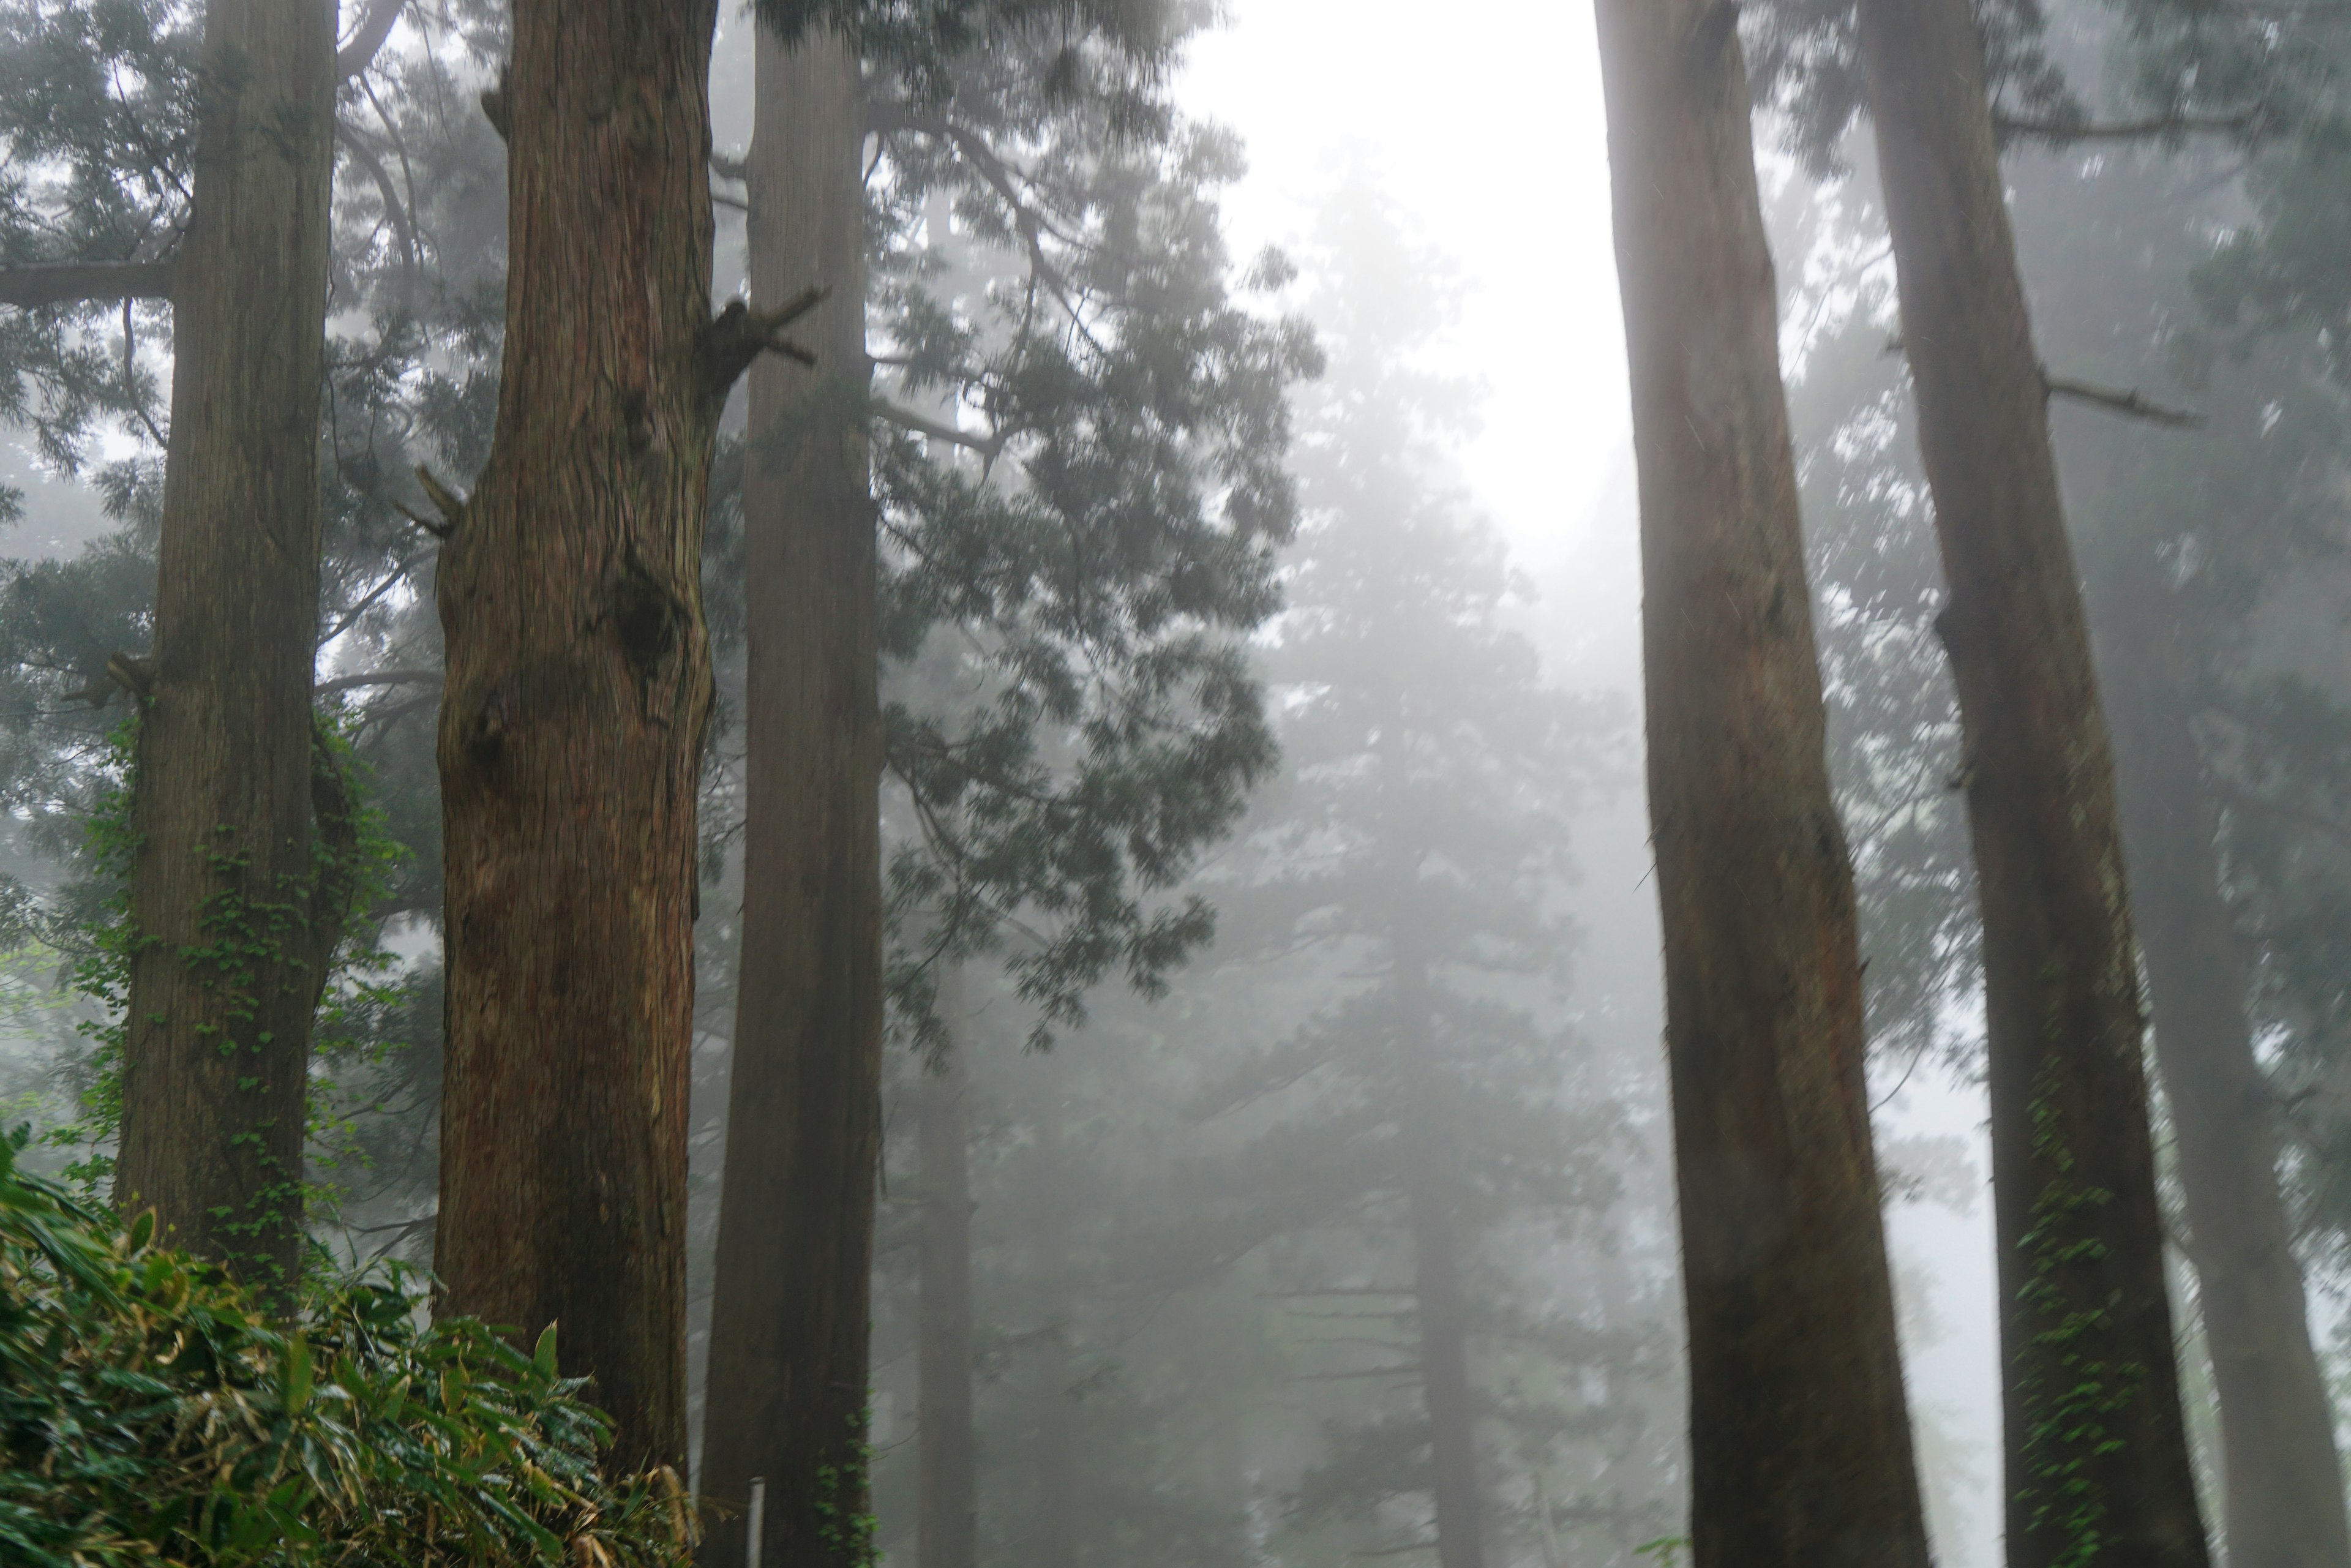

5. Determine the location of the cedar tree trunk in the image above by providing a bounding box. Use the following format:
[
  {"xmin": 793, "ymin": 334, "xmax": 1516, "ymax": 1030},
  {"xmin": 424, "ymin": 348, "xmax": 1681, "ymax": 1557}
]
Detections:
[
  {"xmin": 1395, "ymin": 941, "xmax": 1485, "ymax": 1568},
  {"xmin": 433, "ymin": 0, "xmax": 754, "ymax": 1474},
  {"xmin": 1851, "ymin": 3, "xmax": 2213, "ymax": 1561},
  {"xmin": 697, "ymin": 24, "xmax": 884, "ymax": 1567},
  {"xmin": 919, "ymin": 968, "xmax": 980, "ymax": 1568},
  {"xmin": 115, "ymin": 0, "xmax": 339, "ymax": 1294},
  {"xmin": 2094, "ymin": 550, "xmax": 2350, "ymax": 1568},
  {"xmin": 1592, "ymin": 4, "xmax": 1935, "ymax": 1564}
]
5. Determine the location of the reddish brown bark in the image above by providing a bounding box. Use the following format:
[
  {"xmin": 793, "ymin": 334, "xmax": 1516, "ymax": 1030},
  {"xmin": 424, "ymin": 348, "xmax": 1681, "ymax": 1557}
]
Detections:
[
  {"xmin": 1851, "ymin": 2, "xmax": 2212, "ymax": 1561},
  {"xmin": 1593, "ymin": 3, "xmax": 1933, "ymax": 1563},
  {"xmin": 432, "ymin": 0, "xmax": 735, "ymax": 1474},
  {"xmin": 115, "ymin": 0, "xmax": 339, "ymax": 1295},
  {"xmin": 2094, "ymin": 552, "xmax": 2350, "ymax": 1568},
  {"xmin": 696, "ymin": 24, "xmax": 884, "ymax": 1567}
]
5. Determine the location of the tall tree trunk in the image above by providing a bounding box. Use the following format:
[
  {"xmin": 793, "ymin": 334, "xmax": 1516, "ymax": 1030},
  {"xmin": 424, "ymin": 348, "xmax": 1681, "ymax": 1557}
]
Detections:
[
  {"xmin": 1592, "ymin": 6, "xmax": 1933, "ymax": 1566},
  {"xmin": 115, "ymin": 0, "xmax": 338, "ymax": 1295},
  {"xmin": 919, "ymin": 968, "xmax": 980, "ymax": 1568},
  {"xmin": 2094, "ymin": 550, "xmax": 2351, "ymax": 1568},
  {"xmin": 697, "ymin": 24, "xmax": 883, "ymax": 1567},
  {"xmin": 433, "ymin": 0, "xmax": 728, "ymax": 1475},
  {"xmin": 1393, "ymin": 942, "xmax": 1485, "ymax": 1568},
  {"xmin": 1035, "ymin": 1103, "xmax": 1079, "ymax": 1568},
  {"xmin": 1850, "ymin": 4, "xmax": 2213, "ymax": 1562}
]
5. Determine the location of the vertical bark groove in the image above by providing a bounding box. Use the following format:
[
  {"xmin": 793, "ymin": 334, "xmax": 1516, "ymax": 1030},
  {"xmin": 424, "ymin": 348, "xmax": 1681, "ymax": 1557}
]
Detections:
[
  {"xmin": 433, "ymin": 0, "xmax": 722, "ymax": 1475},
  {"xmin": 1594, "ymin": 3, "xmax": 1933, "ymax": 1563},
  {"xmin": 697, "ymin": 24, "xmax": 883, "ymax": 1567},
  {"xmin": 1851, "ymin": 3, "xmax": 2212, "ymax": 1562},
  {"xmin": 116, "ymin": 0, "xmax": 338, "ymax": 1295}
]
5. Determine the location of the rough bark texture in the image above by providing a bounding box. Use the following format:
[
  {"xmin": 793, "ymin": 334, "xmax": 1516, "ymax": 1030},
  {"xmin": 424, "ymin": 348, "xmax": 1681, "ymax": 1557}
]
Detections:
[
  {"xmin": 115, "ymin": 0, "xmax": 337, "ymax": 1294},
  {"xmin": 2094, "ymin": 552, "xmax": 2350, "ymax": 1568},
  {"xmin": 918, "ymin": 970, "xmax": 980, "ymax": 1568},
  {"xmin": 1593, "ymin": 6, "xmax": 1934, "ymax": 1566},
  {"xmin": 1850, "ymin": 2, "xmax": 2212, "ymax": 1561},
  {"xmin": 432, "ymin": 0, "xmax": 723, "ymax": 1476},
  {"xmin": 697, "ymin": 25, "xmax": 883, "ymax": 1568},
  {"xmin": 1395, "ymin": 945, "xmax": 1485, "ymax": 1568}
]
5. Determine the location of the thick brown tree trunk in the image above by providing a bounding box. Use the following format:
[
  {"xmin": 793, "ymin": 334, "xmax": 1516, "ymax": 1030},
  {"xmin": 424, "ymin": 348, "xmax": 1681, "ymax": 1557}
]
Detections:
[
  {"xmin": 115, "ymin": 0, "xmax": 338, "ymax": 1295},
  {"xmin": 433, "ymin": 0, "xmax": 732, "ymax": 1475},
  {"xmin": 697, "ymin": 24, "xmax": 883, "ymax": 1567},
  {"xmin": 2094, "ymin": 551, "xmax": 2351, "ymax": 1568},
  {"xmin": 1851, "ymin": 4, "xmax": 2214, "ymax": 1563},
  {"xmin": 919, "ymin": 969, "xmax": 980, "ymax": 1568},
  {"xmin": 1592, "ymin": 5, "xmax": 1933, "ymax": 1566},
  {"xmin": 1392, "ymin": 943, "xmax": 1485, "ymax": 1568}
]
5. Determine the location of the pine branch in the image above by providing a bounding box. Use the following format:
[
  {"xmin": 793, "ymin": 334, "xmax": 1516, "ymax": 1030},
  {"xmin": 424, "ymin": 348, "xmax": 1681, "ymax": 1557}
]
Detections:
[
  {"xmin": 0, "ymin": 263, "xmax": 174, "ymax": 310},
  {"xmin": 317, "ymin": 669, "xmax": 441, "ymax": 697}
]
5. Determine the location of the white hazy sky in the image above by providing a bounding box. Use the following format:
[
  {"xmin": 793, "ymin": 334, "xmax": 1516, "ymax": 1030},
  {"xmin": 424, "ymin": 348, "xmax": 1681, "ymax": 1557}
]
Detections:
[{"xmin": 1180, "ymin": 12, "xmax": 2007, "ymax": 1566}]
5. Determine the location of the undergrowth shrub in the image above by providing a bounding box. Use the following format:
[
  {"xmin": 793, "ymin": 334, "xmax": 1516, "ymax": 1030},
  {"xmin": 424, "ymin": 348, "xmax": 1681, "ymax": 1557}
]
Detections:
[{"xmin": 0, "ymin": 1130, "xmax": 695, "ymax": 1566}]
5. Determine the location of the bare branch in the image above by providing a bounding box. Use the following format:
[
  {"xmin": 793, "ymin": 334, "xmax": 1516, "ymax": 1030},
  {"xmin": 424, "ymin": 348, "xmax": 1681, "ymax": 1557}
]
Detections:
[
  {"xmin": 704, "ymin": 285, "xmax": 828, "ymax": 397},
  {"xmin": 1993, "ymin": 109, "xmax": 2259, "ymax": 146},
  {"xmin": 317, "ymin": 668, "xmax": 440, "ymax": 697},
  {"xmin": 416, "ymin": 465, "xmax": 468, "ymax": 524},
  {"xmin": 873, "ymin": 399, "xmax": 1011, "ymax": 459},
  {"xmin": 2044, "ymin": 373, "xmax": 2204, "ymax": 429},
  {"xmin": 0, "ymin": 262, "xmax": 174, "ymax": 310},
  {"xmin": 336, "ymin": 0, "xmax": 407, "ymax": 81}
]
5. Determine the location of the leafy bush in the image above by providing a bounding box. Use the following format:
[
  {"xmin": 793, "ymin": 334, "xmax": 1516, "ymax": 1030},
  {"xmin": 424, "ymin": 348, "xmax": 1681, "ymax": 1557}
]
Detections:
[{"xmin": 0, "ymin": 1131, "xmax": 695, "ymax": 1566}]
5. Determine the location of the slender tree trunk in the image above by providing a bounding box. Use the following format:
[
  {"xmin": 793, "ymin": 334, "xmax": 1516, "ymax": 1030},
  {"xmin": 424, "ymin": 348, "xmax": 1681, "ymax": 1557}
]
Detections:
[
  {"xmin": 697, "ymin": 24, "xmax": 883, "ymax": 1567},
  {"xmin": 1851, "ymin": 5, "xmax": 2213, "ymax": 1562},
  {"xmin": 433, "ymin": 0, "xmax": 727, "ymax": 1475},
  {"xmin": 1392, "ymin": 942, "xmax": 1485, "ymax": 1568},
  {"xmin": 1035, "ymin": 1103, "xmax": 1080, "ymax": 1568},
  {"xmin": 919, "ymin": 967, "xmax": 980, "ymax": 1568},
  {"xmin": 1592, "ymin": 6, "xmax": 1933, "ymax": 1566},
  {"xmin": 115, "ymin": 0, "xmax": 338, "ymax": 1295},
  {"xmin": 2093, "ymin": 551, "xmax": 2351, "ymax": 1568}
]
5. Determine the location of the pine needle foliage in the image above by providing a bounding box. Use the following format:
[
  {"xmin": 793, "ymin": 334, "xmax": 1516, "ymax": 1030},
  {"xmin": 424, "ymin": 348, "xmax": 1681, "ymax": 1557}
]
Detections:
[{"xmin": 0, "ymin": 1129, "xmax": 694, "ymax": 1567}]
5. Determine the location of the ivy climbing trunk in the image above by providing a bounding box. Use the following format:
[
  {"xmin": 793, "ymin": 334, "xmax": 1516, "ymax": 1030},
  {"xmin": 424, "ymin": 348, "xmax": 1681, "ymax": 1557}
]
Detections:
[
  {"xmin": 1852, "ymin": 3, "xmax": 2219, "ymax": 1568},
  {"xmin": 114, "ymin": 0, "xmax": 339, "ymax": 1296},
  {"xmin": 2093, "ymin": 550, "xmax": 2351, "ymax": 1568},
  {"xmin": 1850, "ymin": 4, "xmax": 2213, "ymax": 1562},
  {"xmin": 697, "ymin": 23, "xmax": 883, "ymax": 1568},
  {"xmin": 918, "ymin": 967, "xmax": 980, "ymax": 1568},
  {"xmin": 432, "ymin": 0, "xmax": 734, "ymax": 1476},
  {"xmin": 1593, "ymin": 4, "xmax": 1934, "ymax": 1566}
]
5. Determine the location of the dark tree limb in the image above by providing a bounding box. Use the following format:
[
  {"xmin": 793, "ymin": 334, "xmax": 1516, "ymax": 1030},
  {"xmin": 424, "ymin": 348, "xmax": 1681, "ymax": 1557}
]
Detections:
[
  {"xmin": 703, "ymin": 285, "xmax": 827, "ymax": 397},
  {"xmin": 1993, "ymin": 109, "xmax": 2260, "ymax": 144},
  {"xmin": 0, "ymin": 262, "xmax": 174, "ymax": 310},
  {"xmin": 336, "ymin": 0, "xmax": 406, "ymax": 81},
  {"xmin": 317, "ymin": 667, "xmax": 440, "ymax": 696},
  {"xmin": 2045, "ymin": 373, "xmax": 2204, "ymax": 429}
]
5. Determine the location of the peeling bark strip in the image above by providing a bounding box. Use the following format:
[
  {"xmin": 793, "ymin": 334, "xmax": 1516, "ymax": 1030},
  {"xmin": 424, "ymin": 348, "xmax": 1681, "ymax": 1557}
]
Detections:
[
  {"xmin": 1593, "ymin": 3, "xmax": 1933, "ymax": 1565},
  {"xmin": 2094, "ymin": 555, "xmax": 2351, "ymax": 1568},
  {"xmin": 433, "ymin": 0, "xmax": 736, "ymax": 1476},
  {"xmin": 1850, "ymin": 0, "xmax": 2211, "ymax": 1561},
  {"xmin": 697, "ymin": 26, "xmax": 883, "ymax": 1568},
  {"xmin": 114, "ymin": 0, "xmax": 337, "ymax": 1297}
]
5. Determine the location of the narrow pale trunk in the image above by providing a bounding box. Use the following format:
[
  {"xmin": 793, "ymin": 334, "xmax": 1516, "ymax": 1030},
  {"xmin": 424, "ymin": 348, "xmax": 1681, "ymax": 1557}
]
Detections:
[
  {"xmin": 919, "ymin": 969, "xmax": 980, "ymax": 1568},
  {"xmin": 433, "ymin": 0, "xmax": 724, "ymax": 1474},
  {"xmin": 1850, "ymin": 4, "xmax": 2212, "ymax": 1561},
  {"xmin": 1035, "ymin": 1106, "xmax": 1080, "ymax": 1568},
  {"xmin": 697, "ymin": 24, "xmax": 883, "ymax": 1567},
  {"xmin": 2095, "ymin": 552, "xmax": 2350, "ymax": 1568},
  {"xmin": 115, "ymin": 0, "xmax": 338, "ymax": 1294},
  {"xmin": 1592, "ymin": 4, "xmax": 1933, "ymax": 1564},
  {"xmin": 1394, "ymin": 942, "xmax": 1485, "ymax": 1568}
]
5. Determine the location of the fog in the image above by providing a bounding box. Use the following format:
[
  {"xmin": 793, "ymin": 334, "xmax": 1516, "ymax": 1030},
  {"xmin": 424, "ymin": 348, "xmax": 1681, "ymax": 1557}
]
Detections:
[{"xmin": 0, "ymin": 2, "xmax": 2341, "ymax": 1566}]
